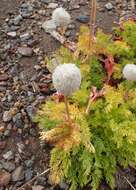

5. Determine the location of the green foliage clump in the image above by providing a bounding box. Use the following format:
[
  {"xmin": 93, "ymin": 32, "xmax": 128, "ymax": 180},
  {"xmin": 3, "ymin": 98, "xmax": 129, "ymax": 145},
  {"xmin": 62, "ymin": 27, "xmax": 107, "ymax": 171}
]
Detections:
[
  {"xmin": 114, "ymin": 20, "xmax": 136, "ymax": 52},
  {"xmin": 91, "ymin": 85, "xmax": 136, "ymax": 188},
  {"xmin": 88, "ymin": 57, "xmax": 105, "ymax": 89},
  {"xmin": 35, "ymin": 20, "xmax": 136, "ymax": 190}
]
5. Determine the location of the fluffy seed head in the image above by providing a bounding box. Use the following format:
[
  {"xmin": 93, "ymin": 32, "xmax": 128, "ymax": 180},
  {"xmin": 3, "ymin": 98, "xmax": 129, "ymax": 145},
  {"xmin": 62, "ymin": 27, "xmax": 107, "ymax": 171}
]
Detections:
[
  {"xmin": 52, "ymin": 7, "xmax": 71, "ymax": 27},
  {"xmin": 42, "ymin": 20, "xmax": 56, "ymax": 33},
  {"xmin": 123, "ymin": 64, "xmax": 136, "ymax": 81},
  {"xmin": 52, "ymin": 63, "xmax": 81, "ymax": 96}
]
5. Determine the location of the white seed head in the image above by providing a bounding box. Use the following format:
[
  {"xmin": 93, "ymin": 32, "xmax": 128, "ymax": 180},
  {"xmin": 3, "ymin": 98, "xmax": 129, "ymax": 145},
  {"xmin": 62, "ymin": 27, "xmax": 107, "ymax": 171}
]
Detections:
[
  {"xmin": 52, "ymin": 7, "xmax": 71, "ymax": 27},
  {"xmin": 123, "ymin": 64, "xmax": 136, "ymax": 81},
  {"xmin": 42, "ymin": 19, "xmax": 57, "ymax": 33},
  {"xmin": 52, "ymin": 63, "xmax": 81, "ymax": 96}
]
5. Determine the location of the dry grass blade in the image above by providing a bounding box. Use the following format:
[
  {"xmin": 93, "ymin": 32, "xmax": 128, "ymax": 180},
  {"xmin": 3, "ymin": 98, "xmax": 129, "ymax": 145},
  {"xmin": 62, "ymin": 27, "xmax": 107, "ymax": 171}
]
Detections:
[{"xmin": 123, "ymin": 176, "xmax": 136, "ymax": 190}]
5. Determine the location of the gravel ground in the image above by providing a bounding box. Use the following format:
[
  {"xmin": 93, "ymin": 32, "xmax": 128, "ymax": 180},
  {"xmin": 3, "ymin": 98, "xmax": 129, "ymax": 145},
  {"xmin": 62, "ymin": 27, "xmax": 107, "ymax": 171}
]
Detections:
[{"xmin": 0, "ymin": 0, "xmax": 135, "ymax": 189}]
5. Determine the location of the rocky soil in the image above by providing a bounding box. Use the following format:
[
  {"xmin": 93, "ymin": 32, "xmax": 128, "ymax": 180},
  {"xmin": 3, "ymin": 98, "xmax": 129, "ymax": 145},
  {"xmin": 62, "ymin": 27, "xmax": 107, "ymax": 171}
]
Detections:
[{"xmin": 0, "ymin": 0, "xmax": 135, "ymax": 189}]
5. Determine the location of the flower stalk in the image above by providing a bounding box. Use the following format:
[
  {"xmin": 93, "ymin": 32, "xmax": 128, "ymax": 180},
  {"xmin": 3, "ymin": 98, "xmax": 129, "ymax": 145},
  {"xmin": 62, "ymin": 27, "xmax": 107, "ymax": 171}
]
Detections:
[
  {"xmin": 64, "ymin": 96, "xmax": 71, "ymax": 122},
  {"xmin": 90, "ymin": 0, "xmax": 97, "ymax": 38}
]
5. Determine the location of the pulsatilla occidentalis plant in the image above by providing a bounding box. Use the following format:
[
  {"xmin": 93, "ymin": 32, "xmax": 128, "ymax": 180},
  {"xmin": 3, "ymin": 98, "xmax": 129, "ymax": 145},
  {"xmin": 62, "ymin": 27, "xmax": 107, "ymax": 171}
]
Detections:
[
  {"xmin": 123, "ymin": 64, "xmax": 136, "ymax": 81},
  {"xmin": 35, "ymin": 19, "xmax": 136, "ymax": 190},
  {"xmin": 52, "ymin": 63, "xmax": 81, "ymax": 121}
]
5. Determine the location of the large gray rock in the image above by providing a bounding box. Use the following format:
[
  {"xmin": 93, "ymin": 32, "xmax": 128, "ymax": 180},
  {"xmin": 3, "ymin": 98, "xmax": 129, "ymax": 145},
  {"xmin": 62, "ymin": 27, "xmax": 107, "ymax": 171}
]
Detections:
[
  {"xmin": 12, "ymin": 166, "xmax": 24, "ymax": 182},
  {"xmin": 2, "ymin": 161, "xmax": 15, "ymax": 172}
]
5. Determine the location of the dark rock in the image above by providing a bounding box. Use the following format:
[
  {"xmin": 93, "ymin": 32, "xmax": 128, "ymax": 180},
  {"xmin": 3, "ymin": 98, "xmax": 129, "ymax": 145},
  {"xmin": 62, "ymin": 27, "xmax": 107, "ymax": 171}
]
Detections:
[
  {"xmin": 29, "ymin": 128, "xmax": 37, "ymax": 137},
  {"xmin": 2, "ymin": 161, "xmax": 15, "ymax": 172},
  {"xmin": 13, "ymin": 113, "xmax": 23, "ymax": 128},
  {"xmin": 20, "ymin": 3, "xmax": 33, "ymax": 17},
  {"xmin": 76, "ymin": 15, "xmax": 89, "ymax": 23},
  {"xmin": 37, "ymin": 176, "xmax": 47, "ymax": 185},
  {"xmin": 25, "ymin": 169, "xmax": 33, "ymax": 181},
  {"xmin": 24, "ymin": 159, "xmax": 34, "ymax": 168},
  {"xmin": 26, "ymin": 105, "xmax": 35, "ymax": 120}
]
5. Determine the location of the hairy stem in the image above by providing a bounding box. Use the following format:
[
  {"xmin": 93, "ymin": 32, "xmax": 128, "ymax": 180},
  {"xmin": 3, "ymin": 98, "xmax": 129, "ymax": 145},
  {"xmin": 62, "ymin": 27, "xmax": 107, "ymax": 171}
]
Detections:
[
  {"xmin": 64, "ymin": 96, "xmax": 71, "ymax": 122},
  {"xmin": 90, "ymin": 0, "xmax": 97, "ymax": 37}
]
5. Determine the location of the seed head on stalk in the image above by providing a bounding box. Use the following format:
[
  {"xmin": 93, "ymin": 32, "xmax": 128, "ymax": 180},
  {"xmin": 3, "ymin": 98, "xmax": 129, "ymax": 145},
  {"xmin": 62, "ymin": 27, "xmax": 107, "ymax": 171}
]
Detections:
[
  {"xmin": 52, "ymin": 63, "xmax": 81, "ymax": 122},
  {"xmin": 123, "ymin": 64, "xmax": 136, "ymax": 81}
]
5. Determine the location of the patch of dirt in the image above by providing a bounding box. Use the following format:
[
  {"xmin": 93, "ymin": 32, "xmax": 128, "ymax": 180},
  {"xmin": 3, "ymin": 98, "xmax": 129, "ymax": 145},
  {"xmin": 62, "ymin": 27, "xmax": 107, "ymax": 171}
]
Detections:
[{"xmin": 0, "ymin": 0, "xmax": 19, "ymax": 24}]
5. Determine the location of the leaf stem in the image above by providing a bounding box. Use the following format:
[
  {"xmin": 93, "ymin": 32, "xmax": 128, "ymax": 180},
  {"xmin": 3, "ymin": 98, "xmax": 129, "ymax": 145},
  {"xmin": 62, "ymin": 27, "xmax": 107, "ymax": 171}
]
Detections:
[{"xmin": 86, "ymin": 99, "xmax": 92, "ymax": 114}]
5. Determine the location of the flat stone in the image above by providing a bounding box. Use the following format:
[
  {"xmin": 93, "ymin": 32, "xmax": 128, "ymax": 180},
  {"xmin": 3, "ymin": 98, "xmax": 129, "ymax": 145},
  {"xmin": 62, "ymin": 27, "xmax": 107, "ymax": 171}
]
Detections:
[
  {"xmin": 47, "ymin": 3, "xmax": 58, "ymax": 9},
  {"xmin": 76, "ymin": 15, "xmax": 89, "ymax": 23},
  {"xmin": 32, "ymin": 185, "xmax": 44, "ymax": 190},
  {"xmin": 7, "ymin": 31, "xmax": 17, "ymax": 38},
  {"xmin": 12, "ymin": 166, "xmax": 24, "ymax": 182},
  {"xmin": 3, "ymin": 111, "xmax": 12, "ymax": 122},
  {"xmin": 0, "ymin": 170, "xmax": 11, "ymax": 186},
  {"xmin": 2, "ymin": 161, "xmax": 15, "ymax": 172},
  {"xmin": 20, "ymin": 33, "xmax": 31, "ymax": 41},
  {"xmin": 18, "ymin": 47, "xmax": 33, "ymax": 57},
  {"xmin": 3, "ymin": 150, "xmax": 14, "ymax": 160}
]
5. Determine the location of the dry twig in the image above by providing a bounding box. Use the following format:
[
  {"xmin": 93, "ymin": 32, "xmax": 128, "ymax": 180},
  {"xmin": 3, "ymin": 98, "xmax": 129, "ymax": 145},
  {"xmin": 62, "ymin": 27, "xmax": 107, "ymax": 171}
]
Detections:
[
  {"xmin": 50, "ymin": 31, "xmax": 76, "ymax": 52},
  {"xmin": 123, "ymin": 176, "xmax": 136, "ymax": 190},
  {"xmin": 17, "ymin": 168, "xmax": 50, "ymax": 190}
]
